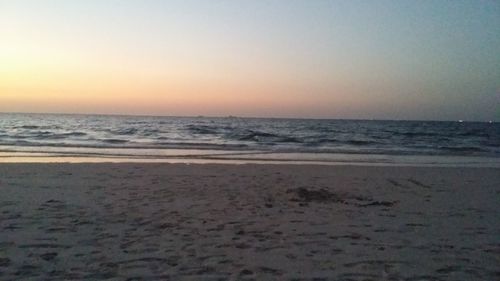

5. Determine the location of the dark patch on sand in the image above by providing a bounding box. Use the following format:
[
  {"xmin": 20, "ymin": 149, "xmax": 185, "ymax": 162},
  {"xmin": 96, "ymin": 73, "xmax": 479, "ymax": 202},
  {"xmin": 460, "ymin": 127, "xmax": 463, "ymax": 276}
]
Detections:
[
  {"xmin": 287, "ymin": 187, "xmax": 345, "ymax": 203},
  {"xmin": 287, "ymin": 187, "xmax": 397, "ymax": 207}
]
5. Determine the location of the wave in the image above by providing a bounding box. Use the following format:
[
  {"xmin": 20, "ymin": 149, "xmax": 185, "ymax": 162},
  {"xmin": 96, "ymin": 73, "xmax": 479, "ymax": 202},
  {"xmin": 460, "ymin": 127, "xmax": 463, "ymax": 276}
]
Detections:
[
  {"xmin": 314, "ymin": 138, "xmax": 338, "ymax": 144},
  {"xmin": 438, "ymin": 146, "xmax": 485, "ymax": 153},
  {"xmin": 27, "ymin": 132, "xmax": 87, "ymax": 140},
  {"xmin": 66, "ymin": 132, "xmax": 87, "ymax": 137},
  {"xmin": 141, "ymin": 128, "xmax": 161, "ymax": 136},
  {"xmin": 108, "ymin": 128, "xmax": 138, "ymax": 135},
  {"xmin": 346, "ymin": 140, "xmax": 379, "ymax": 146},
  {"xmin": 389, "ymin": 131, "xmax": 440, "ymax": 137},
  {"xmin": 278, "ymin": 136, "xmax": 303, "ymax": 143},
  {"xmin": 14, "ymin": 125, "xmax": 63, "ymax": 130},
  {"xmin": 186, "ymin": 124, "xmax": 218, "ymax": 135},
  {"xmin": 0, "ymin": 135, "xmax": 494, "ymax": 157},
  {"xmin": 0, "ymin": 140, "xmax": 248, "ymax": 151},
  {"xmin": 236, "ymin": 131, "xmax": 276, "ymax": 141},
  {"xmin": 229, "ymin": 130, "xmax": 302, "ymax": 143},
  {"xmin": 18, "ymin": 125, "xmax": 40, "ymax": 129},
  {"xmin": 458, "ymin": 130, "xmax": 490, "ymax": 137},
  {"xmin": 102, "ymin": 139, "xmax": 129, "ymax": 144},
  {"xmin": 155, "ymin": 142, "xmax": 248, "ymax": 150},
  {"xmin": 1, "ymin": 142, "xmax": 498, "ymax": 159},
  {"xmin": 302, "ymin": 138, "xmax": 338, "ymax": 146}
]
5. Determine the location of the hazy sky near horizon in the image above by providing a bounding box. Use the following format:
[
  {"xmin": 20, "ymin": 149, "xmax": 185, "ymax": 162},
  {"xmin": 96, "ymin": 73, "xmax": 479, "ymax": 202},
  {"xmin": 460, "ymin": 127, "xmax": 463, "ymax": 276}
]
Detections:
[{"xmin": 1, "ymin": 0, "xmax": 499, "ymax": 120}]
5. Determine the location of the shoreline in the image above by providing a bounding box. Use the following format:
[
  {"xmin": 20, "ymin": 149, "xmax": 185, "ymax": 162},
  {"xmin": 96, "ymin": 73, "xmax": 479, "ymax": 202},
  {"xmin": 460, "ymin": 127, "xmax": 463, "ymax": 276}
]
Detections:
[{"xmin": 1, "ymin": 151, "xmax": 500, "ymax": 167}]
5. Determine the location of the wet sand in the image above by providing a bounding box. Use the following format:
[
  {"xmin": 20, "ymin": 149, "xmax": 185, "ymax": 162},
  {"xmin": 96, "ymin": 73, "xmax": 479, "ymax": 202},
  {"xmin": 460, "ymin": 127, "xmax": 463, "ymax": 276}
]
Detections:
[{"xmin": 0, "ymin": 163, "xmax": 499, "ymax": 280}]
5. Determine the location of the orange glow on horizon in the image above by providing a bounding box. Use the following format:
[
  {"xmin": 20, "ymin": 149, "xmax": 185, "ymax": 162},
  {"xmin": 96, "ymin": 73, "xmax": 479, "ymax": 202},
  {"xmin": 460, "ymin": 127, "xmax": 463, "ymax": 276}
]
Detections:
[
  {"xmin": 0, "ymin": 33, "xmax": 351, "ymax": 117},
  {"xmin": 2, "ymin": 1, "xmax": 497, "ymax": 120}
]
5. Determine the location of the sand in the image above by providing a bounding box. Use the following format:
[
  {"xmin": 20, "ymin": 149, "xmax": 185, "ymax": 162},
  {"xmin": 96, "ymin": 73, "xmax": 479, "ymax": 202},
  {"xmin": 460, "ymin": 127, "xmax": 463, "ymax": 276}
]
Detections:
[{"xmin": 0, "ymin": 163, "xmax": 499, "ymax": 280}]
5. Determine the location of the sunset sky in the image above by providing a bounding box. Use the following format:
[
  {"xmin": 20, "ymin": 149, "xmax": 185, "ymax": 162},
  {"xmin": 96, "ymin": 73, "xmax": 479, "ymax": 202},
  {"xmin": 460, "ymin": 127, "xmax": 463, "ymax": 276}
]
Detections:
[{"xmin": 1, "ymin": 0, "xmax": 499, "ymax": 120}]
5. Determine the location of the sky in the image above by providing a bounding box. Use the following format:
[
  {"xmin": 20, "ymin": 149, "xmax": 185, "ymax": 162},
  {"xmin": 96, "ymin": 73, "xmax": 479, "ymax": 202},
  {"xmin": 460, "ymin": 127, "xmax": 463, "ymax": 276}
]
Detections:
[{"xmin": 1, "ymin": 0, "xmax": 499, "ymax": 121}]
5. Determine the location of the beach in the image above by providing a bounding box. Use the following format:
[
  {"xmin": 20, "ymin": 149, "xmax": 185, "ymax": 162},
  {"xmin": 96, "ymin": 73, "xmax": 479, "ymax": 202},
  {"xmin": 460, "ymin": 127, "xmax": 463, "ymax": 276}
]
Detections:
[
  {"xmin": 3, "ymin": 0, "xmax": 499, "ymax": 279},
  {"xmin": 0, "ymin": 163, "xmax": 498, "ymax": 280}
]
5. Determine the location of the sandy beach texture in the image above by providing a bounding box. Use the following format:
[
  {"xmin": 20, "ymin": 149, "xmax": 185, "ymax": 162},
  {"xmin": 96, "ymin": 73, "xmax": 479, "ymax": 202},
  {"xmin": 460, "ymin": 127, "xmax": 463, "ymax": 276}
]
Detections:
[{"xmin": 0, "ymin": 163, "xmax": 499, "ymax": 280}]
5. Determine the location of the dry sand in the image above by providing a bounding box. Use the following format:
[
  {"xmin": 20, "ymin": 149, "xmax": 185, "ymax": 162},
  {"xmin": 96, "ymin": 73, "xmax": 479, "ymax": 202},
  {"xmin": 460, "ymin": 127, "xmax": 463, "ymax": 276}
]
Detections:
[{"xmin": 0, "ymin": 163, "xmax": 499, "ymax": 280}]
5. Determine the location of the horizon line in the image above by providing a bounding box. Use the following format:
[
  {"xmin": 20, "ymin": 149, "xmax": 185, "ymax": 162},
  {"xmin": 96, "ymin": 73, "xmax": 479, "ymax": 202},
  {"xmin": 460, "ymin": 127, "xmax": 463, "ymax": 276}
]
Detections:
[{"xmin": 0, "ymin": 111, "xmax": 497, "ymax": 123}]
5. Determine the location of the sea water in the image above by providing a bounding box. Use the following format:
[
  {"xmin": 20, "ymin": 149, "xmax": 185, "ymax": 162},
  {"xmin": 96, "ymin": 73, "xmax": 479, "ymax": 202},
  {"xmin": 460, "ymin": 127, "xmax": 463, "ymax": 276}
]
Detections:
[{"xmin": 0, "ymin": 113, "xmax": 498, "ymax": 166}]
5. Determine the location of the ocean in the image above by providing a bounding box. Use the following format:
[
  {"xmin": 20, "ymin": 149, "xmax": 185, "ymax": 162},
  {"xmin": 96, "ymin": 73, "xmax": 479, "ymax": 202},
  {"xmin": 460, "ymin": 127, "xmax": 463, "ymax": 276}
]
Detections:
[{"xmin": 0, "ymin": 113, "xmax": 499, "ymax": 166}]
